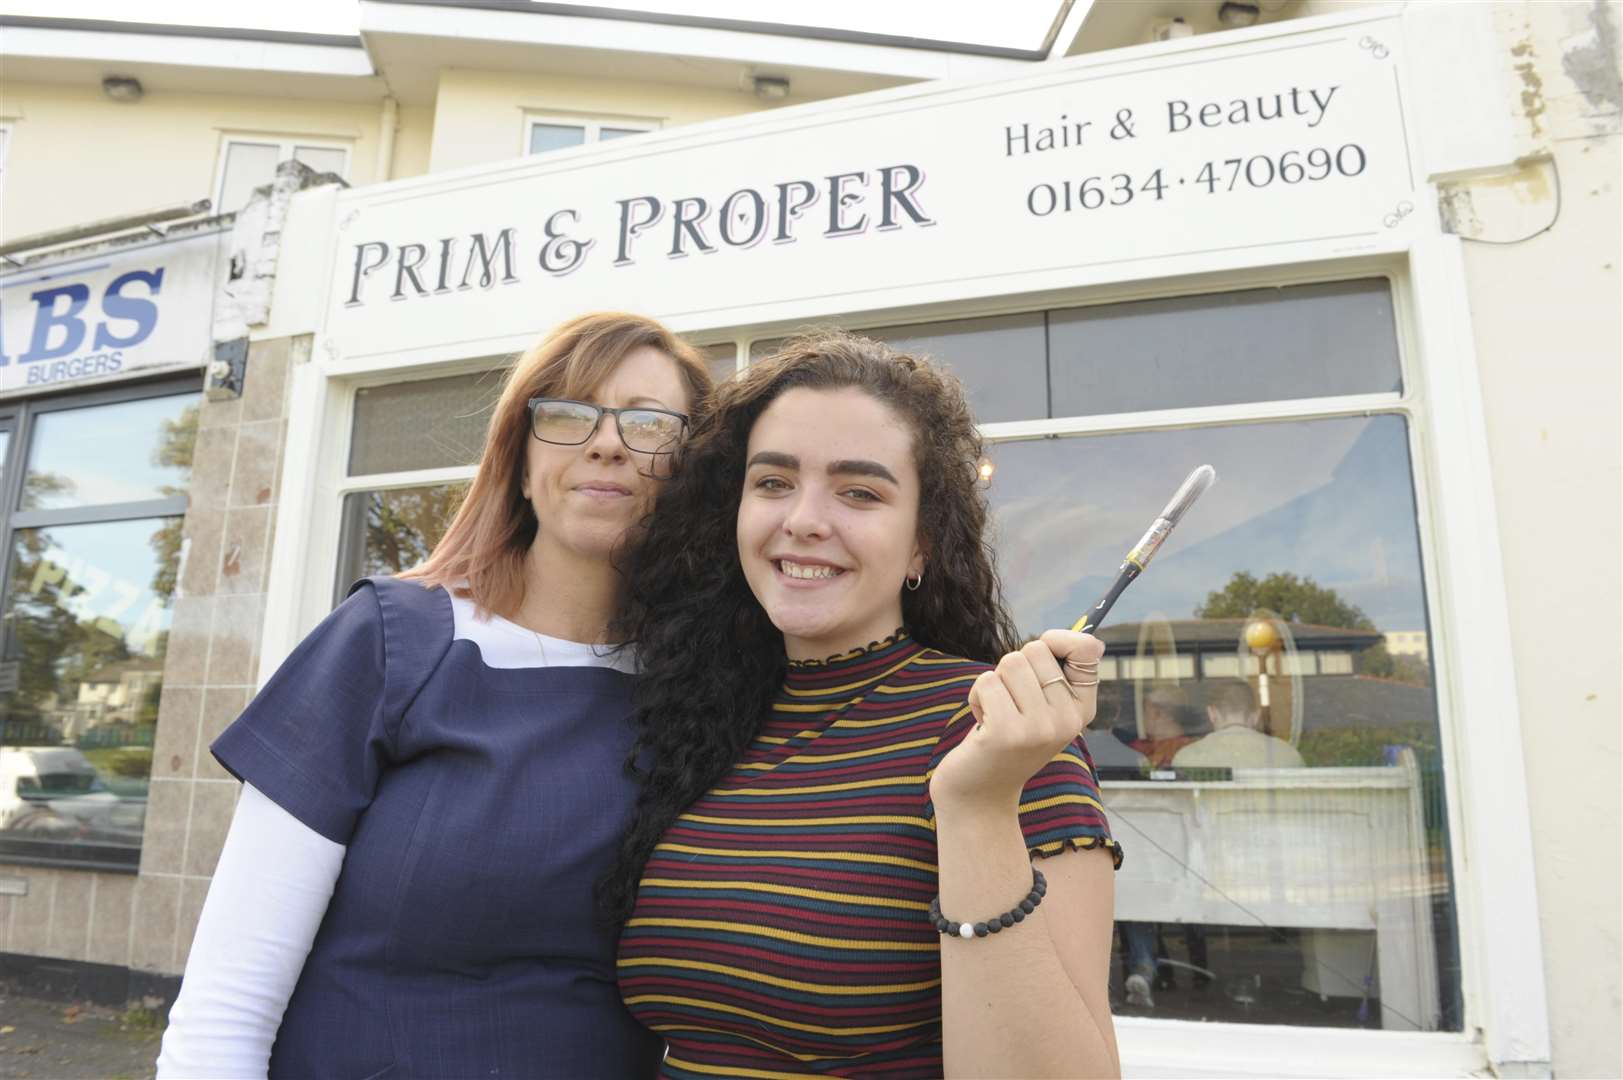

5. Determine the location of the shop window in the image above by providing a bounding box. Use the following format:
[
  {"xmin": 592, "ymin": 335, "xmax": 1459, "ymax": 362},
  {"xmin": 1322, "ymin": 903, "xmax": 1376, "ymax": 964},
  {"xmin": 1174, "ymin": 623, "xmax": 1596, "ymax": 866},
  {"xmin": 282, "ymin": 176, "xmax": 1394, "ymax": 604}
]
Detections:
[
  {"xmin": 337, "ymin": 482, "xmax": 471, "ymax": 589},
  {"xmin": 746, "ymin": 314, "xmax": 1050, "ymax": 423},
  {"xmin": 744, "ymin": 279, "xmax": 1398, "ymax": 426},
  {"xmin": 1047, "ymin": 279, "xmax": 1402, "ymax": 417},
  {"xmin": 986, "ymin": 411, "xmax": 1456, "ymax": 1031},
  {"xmin": 702, "ymin": 343, "xmax": 738, "ymax": 383},
  {"xmin": 525, "ymin": 116, "xmax": 655, "ymax": 157},
  {"xmin": 337, "ymin": 369, "xmax": 500, "ymax": 596},
  {"xmin": 349, "ymin": 371, "xmax": 500, "ymax": 477},
  {"xmin": 215, "ymin": 137, "xmax": 351, "ymax": 212},
  {"xmin": 0, "ymin": 383, "xmax": 197, "ymax": 871},
  {"xmin": 329, "ymin": 277, "xmax": 1461, "ymax": 1034}
]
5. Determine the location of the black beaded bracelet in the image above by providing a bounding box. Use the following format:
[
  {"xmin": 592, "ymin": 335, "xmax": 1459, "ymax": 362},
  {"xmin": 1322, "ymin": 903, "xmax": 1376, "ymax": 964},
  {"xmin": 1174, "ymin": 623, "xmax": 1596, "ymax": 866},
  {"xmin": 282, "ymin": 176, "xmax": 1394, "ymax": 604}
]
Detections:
[{"xmin": 928, "ymin": 868, "xmax": 1047, "ymax": 939}]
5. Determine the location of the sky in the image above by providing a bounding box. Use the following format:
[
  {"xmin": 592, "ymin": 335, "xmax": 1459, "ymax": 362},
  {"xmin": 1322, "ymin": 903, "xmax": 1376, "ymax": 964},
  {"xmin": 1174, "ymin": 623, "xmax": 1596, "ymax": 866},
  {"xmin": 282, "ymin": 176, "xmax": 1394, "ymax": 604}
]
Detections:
[{"xmin": 0, "ymin": 0, "xmax": 1069, "ymax": 51}]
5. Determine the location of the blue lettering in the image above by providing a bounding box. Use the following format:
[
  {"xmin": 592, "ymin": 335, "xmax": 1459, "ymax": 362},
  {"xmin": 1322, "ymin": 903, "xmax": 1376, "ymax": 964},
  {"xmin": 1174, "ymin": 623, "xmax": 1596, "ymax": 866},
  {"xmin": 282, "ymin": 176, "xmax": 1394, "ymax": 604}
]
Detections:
[
  {"xmin": 22, "ymin": 284, "xmax": 91, "ymax": 363},
  {"xmin": 93, "ymin": 269, "xmax": 164, "ymax": 349}
]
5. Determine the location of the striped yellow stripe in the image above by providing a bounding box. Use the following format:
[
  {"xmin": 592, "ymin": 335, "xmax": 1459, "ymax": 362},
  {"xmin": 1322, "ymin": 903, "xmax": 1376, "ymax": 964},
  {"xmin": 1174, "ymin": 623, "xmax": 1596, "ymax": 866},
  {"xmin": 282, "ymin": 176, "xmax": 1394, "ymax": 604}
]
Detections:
[
  {"xmin": 624, "ymin": 918, "xmax": 937, "ymax": 953},
  {"xmin": 822, "ymin": 702, "xmax": 966, "ymax": 729},
  {"xmin": 778, "ymin": 654, "xmax": 923, "ymax": 698},
  {"xmin": 681, "ymin": 813, "xmax": 931, "ymax": 829},
  {"xmin": 660, "ymin": 1056, "xmax": 822, "ymax": 1079},
  {"xmin": 767, "ymin": 736, "xmax": 936, "ymax": 765},
  {"xmin": 638, "ymin": 877, "xmax": 928, "ymax": 912},
  {"xmin": 870, "ymin": 673, "xmax": 981, "ymax": 695},
  {"xmin": 618, "ymin": 956, "xmax": 940, "ymax": 995},
  {"xmin": 653, "ymin": 843, "xmax": 936, "ymax": 872},
  {"xmin": 658, "ymin": 1045, "xmax": 863, "ymax": 1071},
  {"xmin": 623, "ymin": 994, "xmax": 924, "ymax": 1036},
  {"xmin": 711, "ymin": 775, "xmax": 926, "ymax": 797},
  {"xmin": 649, "ymin": 1026, "xmax": 868, "ymax": 1065},
  {"xmin": 1022, "ymin": 792, "xmax": 1107, "ymax": 815}
]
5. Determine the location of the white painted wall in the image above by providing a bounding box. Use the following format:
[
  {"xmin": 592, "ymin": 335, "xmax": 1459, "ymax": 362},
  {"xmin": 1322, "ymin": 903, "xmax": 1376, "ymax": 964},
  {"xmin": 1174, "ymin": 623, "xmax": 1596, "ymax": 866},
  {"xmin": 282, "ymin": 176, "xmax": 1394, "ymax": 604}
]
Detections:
[
  {"xmin": 0, "ymin": 81, "xmax": 391, "ymax": 242},
  {"xmin": 1459, "ymin": 3, "xmax": 1621, "ymax": 1076},
  {"xmin": 426, "ymin": 68, "xmax": 782, "ymax": 173}
]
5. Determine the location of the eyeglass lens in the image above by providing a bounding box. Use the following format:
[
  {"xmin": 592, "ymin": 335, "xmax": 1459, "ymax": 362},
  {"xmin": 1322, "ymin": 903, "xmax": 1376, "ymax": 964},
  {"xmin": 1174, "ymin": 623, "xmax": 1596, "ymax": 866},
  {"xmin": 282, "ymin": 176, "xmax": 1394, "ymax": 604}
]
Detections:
[{"xmin": 532, "ymin": 401, "xmax": 684, "ymax": 453}]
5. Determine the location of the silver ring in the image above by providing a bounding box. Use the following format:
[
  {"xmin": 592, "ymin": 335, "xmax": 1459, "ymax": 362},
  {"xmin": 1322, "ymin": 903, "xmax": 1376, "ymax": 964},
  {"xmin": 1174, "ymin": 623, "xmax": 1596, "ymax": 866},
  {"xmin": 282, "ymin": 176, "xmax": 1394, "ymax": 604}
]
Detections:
[
  {"xmin": 1039, "ymin": 675, "xmax": 1067, "ymax": 689},
  {"xmin": 1066, "ymin": 676, "xmax": 1101, "ymax": 688}
]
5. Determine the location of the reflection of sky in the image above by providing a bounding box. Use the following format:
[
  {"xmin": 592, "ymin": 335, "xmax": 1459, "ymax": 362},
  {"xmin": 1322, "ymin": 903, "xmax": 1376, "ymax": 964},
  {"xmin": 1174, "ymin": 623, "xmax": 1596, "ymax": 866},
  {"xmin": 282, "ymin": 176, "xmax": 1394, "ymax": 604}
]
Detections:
[
  {"xmin": 22, "ymin": 395, "xmax": 195, "ymax": 509},
  {"xmin": 11, "ymin": 519, "xmax": 176, "ymax": 654},
  {"xmin": 987, "ymin": 415, "xmax": 1429, "ymax": 637}
]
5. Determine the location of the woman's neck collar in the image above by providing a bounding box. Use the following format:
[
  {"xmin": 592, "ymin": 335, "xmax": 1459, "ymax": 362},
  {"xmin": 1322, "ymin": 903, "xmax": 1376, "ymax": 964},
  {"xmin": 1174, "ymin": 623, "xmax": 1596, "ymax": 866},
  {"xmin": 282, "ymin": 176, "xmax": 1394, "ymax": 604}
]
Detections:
[{"xmin": 513, "ymin": 541, "xmax": 623, "ymax": 642}]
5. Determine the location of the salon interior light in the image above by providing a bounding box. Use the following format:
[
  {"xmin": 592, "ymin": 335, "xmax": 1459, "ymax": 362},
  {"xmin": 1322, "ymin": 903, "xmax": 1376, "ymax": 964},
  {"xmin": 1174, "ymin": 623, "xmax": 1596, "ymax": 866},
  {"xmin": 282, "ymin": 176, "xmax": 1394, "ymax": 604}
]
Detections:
[{"xmin": 101, "ymin": 75, "xmax": 144, "ymax": 103}]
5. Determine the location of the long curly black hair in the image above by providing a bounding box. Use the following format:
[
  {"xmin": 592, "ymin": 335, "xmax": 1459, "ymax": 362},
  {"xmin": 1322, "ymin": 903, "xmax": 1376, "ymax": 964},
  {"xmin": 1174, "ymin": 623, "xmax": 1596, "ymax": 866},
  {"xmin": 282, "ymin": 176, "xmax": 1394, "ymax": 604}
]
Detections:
[{"xmin": 598, "ymin": 330, "xmax": 1021, "ymax": 924}]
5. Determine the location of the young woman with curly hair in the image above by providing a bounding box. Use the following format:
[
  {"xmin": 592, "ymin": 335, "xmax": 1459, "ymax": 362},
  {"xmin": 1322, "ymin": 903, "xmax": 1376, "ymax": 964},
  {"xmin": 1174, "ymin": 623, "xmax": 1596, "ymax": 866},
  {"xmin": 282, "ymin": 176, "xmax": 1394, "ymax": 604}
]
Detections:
[{"xmin": 606, "ymin": 331, "xmax": 1124, "ymax": 1078}]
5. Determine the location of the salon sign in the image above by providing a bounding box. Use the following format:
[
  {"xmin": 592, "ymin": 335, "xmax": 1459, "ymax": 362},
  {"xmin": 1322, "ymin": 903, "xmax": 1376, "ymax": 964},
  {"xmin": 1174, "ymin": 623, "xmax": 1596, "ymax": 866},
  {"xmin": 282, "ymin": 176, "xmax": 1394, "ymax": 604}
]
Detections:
[
  {"xmin": 0, "ymin": 232, "xmax": 221, "ymax": 398},
  {"xmin": 323, "ymin": 16, "xmax": 1418, "ymax": 368}
]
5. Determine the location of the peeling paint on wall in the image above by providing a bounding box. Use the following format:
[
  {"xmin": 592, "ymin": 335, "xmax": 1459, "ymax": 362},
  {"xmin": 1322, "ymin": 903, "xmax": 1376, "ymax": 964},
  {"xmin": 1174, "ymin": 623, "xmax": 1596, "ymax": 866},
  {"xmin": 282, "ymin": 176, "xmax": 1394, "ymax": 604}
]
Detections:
[
  {"xmin": 1437, "ymin": 156, "xmax": 1560, "ymax": 242},
  {"xmin": 1512, "ymin": 38, "xmax": 1549, "ymax": 138},
  {"xmin": 1562, "ymin": 0, "xmax": 1623, "ymax": 113}
]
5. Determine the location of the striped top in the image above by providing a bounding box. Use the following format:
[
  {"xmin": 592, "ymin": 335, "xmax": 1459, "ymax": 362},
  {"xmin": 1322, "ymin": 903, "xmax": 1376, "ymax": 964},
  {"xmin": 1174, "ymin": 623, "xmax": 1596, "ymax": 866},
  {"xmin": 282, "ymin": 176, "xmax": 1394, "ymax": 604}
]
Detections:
[{"xmin": 617, "ymin": 632, "xmax": 1120, "ymax": 1078}]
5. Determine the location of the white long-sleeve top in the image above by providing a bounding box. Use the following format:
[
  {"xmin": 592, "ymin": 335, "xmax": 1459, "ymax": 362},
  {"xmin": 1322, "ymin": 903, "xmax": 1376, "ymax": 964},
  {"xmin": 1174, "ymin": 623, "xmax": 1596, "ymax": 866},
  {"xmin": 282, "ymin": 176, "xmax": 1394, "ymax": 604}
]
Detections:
[{"xmin": 157, "ymin": 596, "xmax": 635, "ymax": 1078}]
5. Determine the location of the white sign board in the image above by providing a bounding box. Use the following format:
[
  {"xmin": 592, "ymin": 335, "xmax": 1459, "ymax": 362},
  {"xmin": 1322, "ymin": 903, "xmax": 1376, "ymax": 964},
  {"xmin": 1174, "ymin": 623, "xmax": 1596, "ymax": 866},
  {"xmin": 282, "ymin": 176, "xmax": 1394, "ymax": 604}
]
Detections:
[
  {"xmin": 0, "ymin": 231, "xmax": 221, "ymax": 398},
  {"xmin": 323, "ymin": 19, "xmax": 1418, "ymax": 368}
]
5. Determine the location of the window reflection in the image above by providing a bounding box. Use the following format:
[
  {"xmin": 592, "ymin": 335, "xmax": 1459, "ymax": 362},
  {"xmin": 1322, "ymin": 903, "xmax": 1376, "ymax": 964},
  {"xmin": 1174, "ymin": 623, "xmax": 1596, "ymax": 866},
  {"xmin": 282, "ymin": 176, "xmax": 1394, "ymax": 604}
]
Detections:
[
  {"xmin": 339, "ymin": 483, "xmax": 470, "ymax": 589},
  {"xmin": 22, "ymin": 396, "xmax": 196, "ymax": 511},
  {"xmin": 0, "ymin": 518, "xmax": 179, "ymax": 869},
  {"xmin": 985, "ymin": 414, "xmax": 1458, "ymax": 1031}
]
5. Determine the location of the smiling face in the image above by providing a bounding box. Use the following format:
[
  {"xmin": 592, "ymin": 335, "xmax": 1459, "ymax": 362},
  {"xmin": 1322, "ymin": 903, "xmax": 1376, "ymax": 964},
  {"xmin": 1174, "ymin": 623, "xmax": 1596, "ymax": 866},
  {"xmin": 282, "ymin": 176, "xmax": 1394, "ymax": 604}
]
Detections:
[
  {"xmin": 737, "ymin": 386, "xmax": 925, "ymax": 661},
  {"xmin": 524, "ymin": 344, "xmax": 692, "ymax": 568}
]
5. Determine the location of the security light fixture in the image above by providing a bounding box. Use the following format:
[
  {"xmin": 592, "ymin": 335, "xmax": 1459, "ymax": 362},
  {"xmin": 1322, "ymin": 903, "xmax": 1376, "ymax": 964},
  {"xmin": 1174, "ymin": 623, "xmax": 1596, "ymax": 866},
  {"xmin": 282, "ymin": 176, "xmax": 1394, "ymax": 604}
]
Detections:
[
  {"xmin": 751, "ymin": 75, "xmax": 791, "ymax": 100},
  {"xmin": 102, "ymin": 76, "xmax": 144, "ymax": 103},
  {"xmin": 1217, "ymin": 1, "xmax": 1261, "ymax": 28}
]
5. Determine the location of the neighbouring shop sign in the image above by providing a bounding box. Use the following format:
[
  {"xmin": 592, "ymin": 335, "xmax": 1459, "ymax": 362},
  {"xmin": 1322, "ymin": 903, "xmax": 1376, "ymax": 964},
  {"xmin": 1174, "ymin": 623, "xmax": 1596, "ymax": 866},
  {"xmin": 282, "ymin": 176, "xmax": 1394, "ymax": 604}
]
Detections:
[
  {"xmin": 0, "ymin": 231, "xmax": 222, "ymax": 398},
  {"xmin": 323, "ymin": 17, "xmax": 1418, "ymax": 367}
]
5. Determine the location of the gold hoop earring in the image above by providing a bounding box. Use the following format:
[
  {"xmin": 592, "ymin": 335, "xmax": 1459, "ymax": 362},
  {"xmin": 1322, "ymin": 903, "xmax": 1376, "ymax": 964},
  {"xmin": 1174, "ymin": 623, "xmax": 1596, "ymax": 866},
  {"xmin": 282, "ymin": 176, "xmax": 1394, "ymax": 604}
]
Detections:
[{"xmin": 905, "ymin": 570, "xmax": 923, "ymax": 592}]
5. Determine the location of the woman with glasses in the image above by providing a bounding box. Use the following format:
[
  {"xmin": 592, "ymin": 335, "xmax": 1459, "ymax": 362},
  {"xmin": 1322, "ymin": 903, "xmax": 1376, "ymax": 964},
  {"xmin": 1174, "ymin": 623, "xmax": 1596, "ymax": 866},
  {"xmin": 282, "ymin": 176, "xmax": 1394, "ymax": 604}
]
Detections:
[{"xmin": 158, "ymin": 313, "xmax": 712, "ymax": 1079}]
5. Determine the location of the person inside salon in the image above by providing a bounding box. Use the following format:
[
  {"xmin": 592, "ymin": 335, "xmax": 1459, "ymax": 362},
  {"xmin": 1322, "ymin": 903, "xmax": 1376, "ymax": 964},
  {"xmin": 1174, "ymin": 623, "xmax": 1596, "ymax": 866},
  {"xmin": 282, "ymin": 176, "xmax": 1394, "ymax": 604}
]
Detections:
[
  {"xmin": 1129, "ymin": 686, "xmax": 1204, "ymax": 767},
  {"xmin": 1086, "ymin": 681, "xmax": 1148, "ymax": 770},
  {"xmin": 1172, "ymin": 679, "xmax": 1304, "ymax": 770}
]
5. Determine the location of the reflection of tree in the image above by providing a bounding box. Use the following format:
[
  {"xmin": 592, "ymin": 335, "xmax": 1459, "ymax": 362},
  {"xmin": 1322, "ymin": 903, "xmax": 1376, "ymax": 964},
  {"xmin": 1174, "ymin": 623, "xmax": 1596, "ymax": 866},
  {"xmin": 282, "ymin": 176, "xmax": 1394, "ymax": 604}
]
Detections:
[
  {"xmin": 153, "ymin": 405, "xmax": 198, "ymax": 476},
  {"xmin": 147, "ymin": 404, "xmax": 197, "ymax": 602},
  {"xmin": 1195, "ymin": 570, "xmax": 1430, "ymax": 687},
  {"xmin": 2, "ymin": 530, "xmax": 143, "ymax": 738},
  {"xmin": 365, "ymin": 484, "xmax": 470, "ymax": 576},
  {"xmin": 1196, "ymin": 571, "xmax": 1373, "ymax": 628},
  {"xmin": 19, "ymin": 470, "xmax": 76, "ymax": 512}
]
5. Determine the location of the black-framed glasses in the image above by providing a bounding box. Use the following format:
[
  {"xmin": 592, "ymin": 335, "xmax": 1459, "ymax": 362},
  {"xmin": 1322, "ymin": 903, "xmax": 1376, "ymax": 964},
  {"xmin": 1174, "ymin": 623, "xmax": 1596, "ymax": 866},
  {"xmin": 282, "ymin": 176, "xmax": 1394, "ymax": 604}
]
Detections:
[{"xmin": 527, "ymin": 398, "xmax": 690, "ymax": 455}]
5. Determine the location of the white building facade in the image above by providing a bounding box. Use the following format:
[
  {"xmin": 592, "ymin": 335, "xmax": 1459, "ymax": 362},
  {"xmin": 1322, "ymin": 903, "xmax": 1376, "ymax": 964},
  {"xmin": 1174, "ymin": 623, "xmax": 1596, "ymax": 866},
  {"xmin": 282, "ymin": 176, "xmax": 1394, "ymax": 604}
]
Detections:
[{"xmin": 1, "ymin": 3, "xmax": 1617, "ymax": 1076}]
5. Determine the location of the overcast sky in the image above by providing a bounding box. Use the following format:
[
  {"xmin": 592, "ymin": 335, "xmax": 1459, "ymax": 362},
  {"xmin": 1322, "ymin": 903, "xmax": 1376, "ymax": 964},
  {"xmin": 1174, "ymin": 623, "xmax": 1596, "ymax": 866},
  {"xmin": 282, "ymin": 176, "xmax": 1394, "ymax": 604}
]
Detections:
[{"xmin": 0, "ymin": 0, "xmax": 1069, "ymax": 51}]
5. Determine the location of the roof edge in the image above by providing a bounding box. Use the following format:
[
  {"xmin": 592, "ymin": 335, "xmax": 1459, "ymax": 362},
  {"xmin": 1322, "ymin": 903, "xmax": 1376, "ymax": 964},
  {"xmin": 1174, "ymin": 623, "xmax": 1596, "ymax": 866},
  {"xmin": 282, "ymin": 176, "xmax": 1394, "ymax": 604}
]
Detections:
[
  {"xmin": 362, "ymin": 0, "xmax": 1050, "ymax": 62},
  {"xmin": 0, "ymin": 15, "xmax": 364, "ymax": 50}
]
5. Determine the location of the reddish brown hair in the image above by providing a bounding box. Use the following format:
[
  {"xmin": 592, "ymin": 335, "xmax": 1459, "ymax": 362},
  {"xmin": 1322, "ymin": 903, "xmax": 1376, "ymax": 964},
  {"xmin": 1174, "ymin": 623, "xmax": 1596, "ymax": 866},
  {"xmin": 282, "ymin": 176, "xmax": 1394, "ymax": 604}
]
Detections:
[{"xmin": 402, "ymin": 312, "xmax": 712, "ymax": 616}]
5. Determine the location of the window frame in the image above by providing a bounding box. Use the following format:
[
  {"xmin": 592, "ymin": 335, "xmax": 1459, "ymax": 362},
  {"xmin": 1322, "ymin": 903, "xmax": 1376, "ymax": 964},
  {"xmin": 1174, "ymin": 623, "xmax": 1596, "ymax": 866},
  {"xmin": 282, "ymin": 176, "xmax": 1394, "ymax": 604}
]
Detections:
[
  {"xmin": 0, "ymin": 122, "xmax": 12, "ymax": 207},
  {"xmin": 0, "ymin": 371, "xmax": 203, "ymax": 873},
  {"xmin": 519, "ymin": 111, "xmax": 659, "ymax": 157},
  {"xmin": 211, "ymin": 133, "xmax": 354, "ymax": 213}
]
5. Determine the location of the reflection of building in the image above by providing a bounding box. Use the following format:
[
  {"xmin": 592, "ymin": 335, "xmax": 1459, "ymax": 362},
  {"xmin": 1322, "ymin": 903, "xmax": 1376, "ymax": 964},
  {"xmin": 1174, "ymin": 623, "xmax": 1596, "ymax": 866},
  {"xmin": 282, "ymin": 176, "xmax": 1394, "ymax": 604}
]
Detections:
[
  {"xmin": 1097, "ymin": 619, "xmax": 1380, "ymax": 683},
  {"xmin": 1, "ymin": 5, "xmax": 1617, "ymax": 1078},
  {"xmin": 1384, "ymin": 631, "xmax": 1430, "ymax": 661},
  {"xmin": 1096, "ymin": 619, "xmax": 1436, "ymax": 746},
  {"xmin": 65, "ymin": 662, "xmax": 164, "ymax": 739}
]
